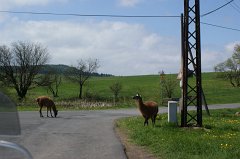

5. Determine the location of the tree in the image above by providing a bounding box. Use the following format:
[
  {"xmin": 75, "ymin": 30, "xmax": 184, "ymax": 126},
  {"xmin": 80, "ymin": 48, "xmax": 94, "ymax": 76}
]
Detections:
[
  {"xmin": 109, "ymin": 82, "xmax": 122, "ymax": 102},
  {"xmin": 159, "ymin": 71, "xmax": 177, "ymax": 98},
  {"xmin": 214, "ymin": 44, "xmax": 240, "ymax": 87},
  {"xmin": 39, "ymin": 68, "xmax": 62, "ymax": 97},
  {"xmin": 65, "ymin": 58, "xmax": 99, "ymax": 99},
  {"xmin": 0, "ymin": 41, "xmax": 49, "ymax": 99}
]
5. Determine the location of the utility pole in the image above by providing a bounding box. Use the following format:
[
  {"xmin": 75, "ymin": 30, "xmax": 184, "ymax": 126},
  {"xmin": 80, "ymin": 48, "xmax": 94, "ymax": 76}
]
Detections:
[{"xmin": 181, "ymin": 0, "xmax": 202, "ymax": 127}]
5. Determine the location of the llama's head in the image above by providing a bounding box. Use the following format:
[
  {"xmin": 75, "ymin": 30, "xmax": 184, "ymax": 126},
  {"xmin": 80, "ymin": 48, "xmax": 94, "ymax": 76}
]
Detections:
[
  {"xmin": 53, "ymin": 109, "xmax": 58, "ymax": 117},
  {"xmin": 133, "ymin": 93, "xmax": 142, "ymax": 100}
]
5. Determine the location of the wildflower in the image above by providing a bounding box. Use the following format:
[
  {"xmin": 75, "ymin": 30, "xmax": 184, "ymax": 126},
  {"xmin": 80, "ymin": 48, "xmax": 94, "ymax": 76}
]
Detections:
[{"xmin": 220, "ymin": 143, "xmax": 232, "ymax": 149}]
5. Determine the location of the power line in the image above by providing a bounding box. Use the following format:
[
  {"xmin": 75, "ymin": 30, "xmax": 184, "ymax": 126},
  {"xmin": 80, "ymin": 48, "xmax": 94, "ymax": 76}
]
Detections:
[
  {"xmin": 0, "ymin": 10, "xmax": 239, "ymax": 33},
  {"xmin": 201, "ymin": 21, "xmax": 240, "ymax": 32},
  {"xmin": 233, "ymin": 1, "xmax": 240, "ymax": 9},
  {"xmin": 234, "ymin": 0, "xmax": 240, "ymax": 8},
  {"xmin": 201, "ymin": 0, "xmax": 234, "ymax": 17},
  {"xmin": 227, "ymin": 0, "xmax": 240, "ymax": 14},
  {"xmin": 0, "ymin": 10, "xmax": 180, "ymax": 18}
]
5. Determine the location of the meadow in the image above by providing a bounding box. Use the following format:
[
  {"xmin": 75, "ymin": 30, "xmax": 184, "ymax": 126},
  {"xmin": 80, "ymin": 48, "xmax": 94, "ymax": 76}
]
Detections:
[
  {"xmin": 116, "ymin": 108, "xmax": 240, "ymax": 159},
  {"xmin": 1, "ymin": 72, "xmax": 240, "ymax": 110},
  {"xmin": 2, "ymin": 72, "xmax": 240, "ymax": 158}
]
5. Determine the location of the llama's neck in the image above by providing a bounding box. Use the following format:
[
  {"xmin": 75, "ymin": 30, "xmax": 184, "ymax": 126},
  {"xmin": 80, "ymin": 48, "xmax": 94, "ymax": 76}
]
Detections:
[{"xmin": 136, "ymin": 99, "xmax": 145, "ymax": 109}]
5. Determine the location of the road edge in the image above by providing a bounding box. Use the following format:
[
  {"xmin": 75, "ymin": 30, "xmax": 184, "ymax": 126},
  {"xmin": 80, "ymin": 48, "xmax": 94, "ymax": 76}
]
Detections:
[{"xmin": 114, "ymin": 120, "xmax": 158, "ymax": 159}]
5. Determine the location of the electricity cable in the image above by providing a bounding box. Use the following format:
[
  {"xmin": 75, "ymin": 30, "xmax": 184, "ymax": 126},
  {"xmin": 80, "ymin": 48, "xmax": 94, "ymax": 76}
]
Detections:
[
  {"xmin": 201, "ymin": 21, "xmax": 240, "ymax": 32},
  {"xmin": 0, "ymin": 10, "xmax": 180, "ymax": 18},
  {"xmin": 227, "ymin": 0, "xmax": 240, "ymax": 14},
  {"xmin": 201, "ymin": 0, "xmax": 234, "ymax": 17},
  {"xmin": 0, "ymin": 10, "xmax": 239, "ymax": 32},
  {"xmin": 233, "ymin": 1, "xmax": 240, "ymax": 9}
]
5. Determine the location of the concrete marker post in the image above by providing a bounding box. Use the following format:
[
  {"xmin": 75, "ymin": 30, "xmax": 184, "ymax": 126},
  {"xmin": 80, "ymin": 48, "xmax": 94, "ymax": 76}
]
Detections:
[{"xmin": 168, "ymin": 101, "xmax": 178, "ymax": 124}]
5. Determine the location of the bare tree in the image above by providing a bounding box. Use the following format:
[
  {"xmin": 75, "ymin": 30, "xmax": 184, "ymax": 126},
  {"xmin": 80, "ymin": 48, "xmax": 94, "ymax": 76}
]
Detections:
[
  {"xmin": 0, "ymin": 41, "xmax": 49, "ymax": 99},
  {"xmin": 40, "ymin": 68, "xmax": 62, "ymax": 97},
  {"xmin": 65, "ymin": 58, "xmax": 99, "ymax": 99}
]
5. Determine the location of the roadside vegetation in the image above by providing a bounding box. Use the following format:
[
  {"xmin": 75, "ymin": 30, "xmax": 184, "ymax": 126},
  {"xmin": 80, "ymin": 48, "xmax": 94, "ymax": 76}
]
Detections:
[{"xmin": 116, "ymin": 108, "xmax": 240, "ymax": 159}]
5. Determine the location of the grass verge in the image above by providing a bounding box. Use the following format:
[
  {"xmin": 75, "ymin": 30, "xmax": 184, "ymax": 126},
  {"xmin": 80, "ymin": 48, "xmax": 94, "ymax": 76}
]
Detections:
[
  {"xmin": 17, "ymin": 104, "xmax": 133, "ymax": 111},
  {"xmin": 115, "ymin": 108, "xmax": 240, "ymax": 159}
]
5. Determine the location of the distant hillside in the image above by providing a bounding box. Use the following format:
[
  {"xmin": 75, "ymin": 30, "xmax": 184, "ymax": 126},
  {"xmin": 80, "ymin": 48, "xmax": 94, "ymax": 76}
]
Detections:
[
  {"xmin": 39, "ymin": 64, "xmax": 113, "ymax": 77},
  {"xmin": 39, "ymin": 64, "xmax": 70, "ymax": 74}
]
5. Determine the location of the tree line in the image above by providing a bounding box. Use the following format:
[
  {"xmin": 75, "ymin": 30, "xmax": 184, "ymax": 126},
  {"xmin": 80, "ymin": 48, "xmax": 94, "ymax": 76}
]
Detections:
[
  {"xmin": 0, "ymin": 41, "xmax": 119, "ymax": 101},
  {"xmin": 38, "ymin": 64, "xmax": 113, "ymax": 77}
]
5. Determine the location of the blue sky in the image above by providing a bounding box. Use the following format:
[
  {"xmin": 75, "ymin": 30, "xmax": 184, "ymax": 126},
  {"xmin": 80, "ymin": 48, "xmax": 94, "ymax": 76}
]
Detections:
[{"xmin": 0, "ymin": 0, "xmax": 239, "ymax": 75}]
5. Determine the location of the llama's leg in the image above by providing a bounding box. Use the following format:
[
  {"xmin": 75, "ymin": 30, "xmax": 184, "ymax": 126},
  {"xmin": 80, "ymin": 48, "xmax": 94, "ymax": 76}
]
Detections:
[
  {"xmin": 154, "ymin": 115, "xmax": 157, "ymax": 125},
  {"xmin": 49, "ymin": 107, "xmax": 53, "ymax": 117},
  {"xmin": 151, "ymin": 116, "xmax": 155, "ymax": 126},
  {"xmin": 144, "ymin": 117, "xmax": 149, "ymax": 126},
  {"xmin": 39, "ymin": 106, "xmax": 44, "ymax": 117},
  {"xmin": 154, "ymin": 114, "xmax": 157, "ymax": 124},
  {"xmin": 47, "ymin": 107, "xmax": 49, "ymax": 117},
  {"xmin": 151, "ymin": 115, "xmax": 157, "ymax": 126}
]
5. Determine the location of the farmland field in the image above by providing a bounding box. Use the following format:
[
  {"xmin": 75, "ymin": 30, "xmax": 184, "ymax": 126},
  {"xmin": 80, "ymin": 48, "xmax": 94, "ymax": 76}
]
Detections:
[{"xmin": 1, "ymin": 72, "xmax": 240, "ymax": 109}]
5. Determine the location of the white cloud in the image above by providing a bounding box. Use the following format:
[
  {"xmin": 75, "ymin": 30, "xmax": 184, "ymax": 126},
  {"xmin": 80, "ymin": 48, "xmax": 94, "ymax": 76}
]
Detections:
[
  {"xmin": 4, "ymin": 17, "xmax": 236, "ymax": 75},
  {"xmin": 0, "ymin": 18, "xmax": 181, "ymax": 75},
  {"xmin": 201, "ymin": 41, "xmax": 240, "ymax": 72},
  {"xmin": 0, "ymin": 0, "xmax": 68, "ymax": 22},
  {"xmin": 201, "ymin": 49, "xmax": 224, "ymax": 71},
  {"xmin": 118, "ymin": 0, "xmax": 143, "ymax": 7},
  {"xmin": 0, "ymin": 0, "xmax": 68, "ymax": 9},
  {"xmin": 225, "ymin": 41, "xmax": 240, "ymax": 54}
]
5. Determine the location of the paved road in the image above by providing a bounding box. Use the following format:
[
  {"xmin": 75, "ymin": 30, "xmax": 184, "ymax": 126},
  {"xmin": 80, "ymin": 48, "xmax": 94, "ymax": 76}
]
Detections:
[{"xmin": 1, "ymin": 104, "xmax": 240, "ymax": 159}]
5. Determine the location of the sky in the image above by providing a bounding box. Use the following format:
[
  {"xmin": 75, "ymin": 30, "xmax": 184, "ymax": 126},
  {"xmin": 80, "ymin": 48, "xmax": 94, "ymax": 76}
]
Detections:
[{"xmin": 0, "ymin": 0, "xmax": 239, "ymax": 76}]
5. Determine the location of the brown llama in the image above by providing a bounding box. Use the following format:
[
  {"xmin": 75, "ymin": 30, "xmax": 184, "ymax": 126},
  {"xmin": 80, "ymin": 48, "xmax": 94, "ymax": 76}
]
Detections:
[
  {"xmin": 133, "ymin": 93, "xmax": 158, "ymax": 126},
  {"xmin": 36, "ymin": 96, "xmax": 58, "ymax": 118}
]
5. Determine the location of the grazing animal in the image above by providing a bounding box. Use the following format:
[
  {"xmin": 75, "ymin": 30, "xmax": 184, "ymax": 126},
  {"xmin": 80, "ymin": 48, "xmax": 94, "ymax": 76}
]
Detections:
[
  {"xmin": 133, "ymin": 93, "xmax": 158, "ymax": 126},
  {"xmin": 36, "ymin": 96, "xmax": 58, "ymax": 118}
]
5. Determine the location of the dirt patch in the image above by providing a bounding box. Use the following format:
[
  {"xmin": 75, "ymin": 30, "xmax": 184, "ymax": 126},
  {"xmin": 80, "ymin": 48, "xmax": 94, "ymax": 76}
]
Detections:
[{"xmin": 114, "ymin": 122, "xmax": 158, "ymax": 159}]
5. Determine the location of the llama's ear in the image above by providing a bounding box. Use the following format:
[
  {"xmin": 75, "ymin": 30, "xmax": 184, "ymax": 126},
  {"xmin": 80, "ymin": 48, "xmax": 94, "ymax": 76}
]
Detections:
[{"xmin": 136, "ymin": 93, "xmax": 141, "ymax": 97}]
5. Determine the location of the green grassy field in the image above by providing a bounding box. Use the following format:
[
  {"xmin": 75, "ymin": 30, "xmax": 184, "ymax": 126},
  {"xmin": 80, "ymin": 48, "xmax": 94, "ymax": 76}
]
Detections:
[
  {"xmin": 116, "ymin": 108, "xmax": 240, "ymax": 159},
  {"xmin": 201, "ymin": 73, "xmax": 240, "ymax": 104},
  {"xmin": 2, "ymin": 72, "xmax": 240, "ymax": 158},
  {"xmin": 1, "ymin": 72, "xmax": 240, "ymax": 109}
]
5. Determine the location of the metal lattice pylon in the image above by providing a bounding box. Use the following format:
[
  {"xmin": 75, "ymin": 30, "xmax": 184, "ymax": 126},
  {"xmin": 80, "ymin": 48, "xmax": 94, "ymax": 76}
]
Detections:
[{"xmin": 181, "ymin": 0, "xmax": 202, "ymax": 127}]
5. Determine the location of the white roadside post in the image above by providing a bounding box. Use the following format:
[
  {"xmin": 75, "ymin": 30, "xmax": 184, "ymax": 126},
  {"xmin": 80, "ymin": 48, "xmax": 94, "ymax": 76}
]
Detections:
[{"xmin": 168, "ymin": 101, "xmax": 178, "ymax": 124}]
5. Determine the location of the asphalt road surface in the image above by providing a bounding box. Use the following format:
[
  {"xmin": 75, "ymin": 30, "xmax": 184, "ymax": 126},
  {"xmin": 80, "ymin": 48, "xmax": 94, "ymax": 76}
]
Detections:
[
  {"xmin": 0, "ymin": 104, "xmax": 240, "ymax": 159},
  {"xmin": 0, "ymin": 108, "xmax": 139, "ymax": 159}
]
